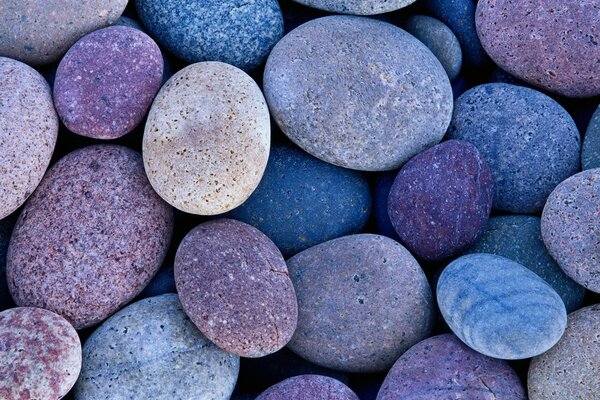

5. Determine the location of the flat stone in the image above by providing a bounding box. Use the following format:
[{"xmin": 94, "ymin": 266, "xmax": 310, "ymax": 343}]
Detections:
[
  {"xmin": 582, "ymin": 105, "xmax": 600, "ymax": 170},
  {"xmin": 290, "ymin": 0, "xmax": 415, "ymax": 15},
  {"xmin": 256, "ymin": 375, "xmax": 359, "ymax": 400}
]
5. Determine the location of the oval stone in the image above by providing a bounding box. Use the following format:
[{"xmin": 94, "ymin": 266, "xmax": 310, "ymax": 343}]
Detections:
[
  {"xmin": 264, "ymin": 16, "xmax": 453, "ymax": 171},
  {"xmin": 290, "ymin": 0, "xmax": 415, "ymax": 15},
  {"xmin": 287, "ymin": 234, "xmax": 434, "ymax": 373},
  {"xmin": 582, "ymin": 105, "xmax": 600, "ymax": 170},
  {"xmin": 256, "ymin": 375, "xmax": 359, "ymax": 400},
  {"xmin": 7, "ymin": 145, "xmax": 174, "ymax": 329},
  {"xmin": 437, "ymin": 253, "xmax": 567, "ymax": 359},
  {"xmin": 143, "ymin": 62, "xmax": 270, "ymax": 215}
]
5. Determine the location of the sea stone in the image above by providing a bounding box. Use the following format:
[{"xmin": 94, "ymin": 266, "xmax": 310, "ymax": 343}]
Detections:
[
  {"xmin": 143, "ymin": 62, "xmax": 270, "ymax": 215},
  {"xmin": 290, "ymin": 0, "xmax": 415, "ymax": 15},
  {"xmin": 263, "ymin": 15, "xmax": 453, "ymax": 171},
  {"xmin": 437, "ymin": 253, "xmax": 567, "ymax": 359},
  {"xmin": 54, "ymin": 26, "xmax": 163, "ymax": 139},
  {"xmin": 388, "ymin": 140, "xmax": 493, "ymax": 261},
  {"xmin": 476, "ymin": 0, "xmax": 600, "ymax": 98},
  {"xmin": 7, "ymin": 145, "xmax": 174, "ymax": 329},
  {"xmin": 0, "ymin": 307, "xmax": 81, "ymax": 400},
  {"xmin": 256, "ymin": 375, "xmax": 359, "ymax": 400},
  {"xmin": 448, "ymin": 83, "xmax": 581, "ymax": 214},
  {"xmin": 175, "ymin": 219, "xmax": 297, "ymax": 357},
  {"xmin": 583, "ymin": 105, "xmax": 600, "ymax": 170},
  {"xmin": 541, "ymin": 169, "xmax": 600, "ymax": 293},
  {"xmin": 528, "ymin": 304, "xmax": 600, "ymax": 400},
  {"xmin": 226, "ymin": 144, "xmax": 371, "ymax": 257},
  {"xmin": 287, "ymin": 234, "xmax": 434, "ymax": 373},
  {"xmin": 377, "ymin": 334, "xmax": 526, "ymax": 400},
  {"xmin": 0, "ymin": 0, "xmax": 127, "ymax": 65},
  {"xmin": 74, "ymin": 294, "xmax": 239, "ymax": 400},
  {"xmin": 0, "ymin": 57, "xmax": 58, "ymax": 219}
]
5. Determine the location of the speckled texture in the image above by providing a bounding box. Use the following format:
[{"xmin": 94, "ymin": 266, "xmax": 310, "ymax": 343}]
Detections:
[
  {"xmin": 388, "ymin": 140, "xmax": 493, "ymax": 261},
  {"xmin": 7, "ymin": 145, "xmax": 174, "ymax": 329},
  {"xmin": 476, "ymin": 0, "xmax": 600, "ymax": 98},
  {"xmin": 0, "ymin": 217, "xmax": 15, "ymax": 311},
  {"xmin": 143, "ymin": 62, "xmax": 270, "ymax": 215},
  {"xmin": 264, "ymin": 16, "xmax": 453, "ymax": 171},
  {"xmin": 291, "ymin": 0, "xmax": 415, "ymax": 15},
  {"xmin": 448, "ymin": 83, "xmax": 581, "ymax": 214},
  {"xmin": 136, "ymin": 0, "xmax": 283, "ymax": 71},
  {"xmin": 541, "ymin": 169, "xmax": 600, "ymax": 293},
  {"xmin": 54, "ymin": 26, "xmax": 163, "ymax": 139},
  {"xmin": 528, "ymin": 304, "xmax": 600, "ymax": 400},
  {"xmin": 0, "ymin": 57, "xmax": 58, "ymax": 219},
  {"xmin": 0, "ymin": 0, "xmax": 127, "ymax": 65},
  {"xmin": 287, "ymin": 234, "xmax": 434, "ymax": 373},
  {"xmin": 582, "ymin": 105, "xmax": 600, "ymax": 170},
  {"xmin": 377, "ymin": 334, "xmax": 526, "ymax": 400},
  {"xmin": 256, "ymin": 375, "xmax": 359, "ymax": 400},
  {"xmin": 0, "ymin": 307, "xmax": 82, "ymax": 400},
  {"xmin": 226, "ymin": 145, "xmax": 371, "ymax": 257},
  {"xmin": 438, "ymin": 254, "xmax": 567, "ymax": 360},
  {"xmin": 175, "ymin": 219, "xmax": 297, "ymax": 358},
  {"xmin": 74, "ymin": 294, "xmax": 239, "ymax": 400}
]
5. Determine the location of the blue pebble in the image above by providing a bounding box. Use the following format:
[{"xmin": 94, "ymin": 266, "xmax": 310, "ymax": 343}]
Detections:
[
  {"xmin": 582, "ymin": 105, "xmax": 600, "ymax": 170},
  {"xmin": 373, "ymin": 170, "xmax": 400, "ymax": 241}
]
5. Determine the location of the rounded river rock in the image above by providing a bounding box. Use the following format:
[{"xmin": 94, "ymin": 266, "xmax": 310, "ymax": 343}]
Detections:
[
  {"xmin": 582, "ymin": 105, "xmax": 600, "ymax": 170},
  {"xmin": 256, "ymin": 375, "xmax": 359, "ymax": 400},
  {"xmin": 291, "ymin": 0, "xmax": 415, "ymax": 15}
]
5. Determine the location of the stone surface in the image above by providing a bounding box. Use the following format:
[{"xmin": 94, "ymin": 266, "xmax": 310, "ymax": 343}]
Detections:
[
  {"xmin": 476, "ymin": 0, "xmax": 600, "ymax": 98},
  {"xmin": 287, "ymin": 234, "xmax": 434, "ymax": 373},
  {"xmin": 143, "ymin": 62, "xmax": 270, "ymax": 215},
  {"xmin": 264, "ymin": 16, "xmax": 453, "ymax": 171},
  {"xmin": 291, "ymin": 0, "xmax": 415, "ymax": 15},
  {"xmin": 582, "ymin": 105, "xmax": 600, "ymax": 170},
  {"xmin": 0, "ymin": 57, "xmax": 58, "ymax": 219},
  {"xmin": 7, "ymin": 145, "xmax": 174, "ymax": 329},
  {"xmin": 256, "ymin": 375, "xmax": 359, "ymax": 400},
  {"xmin": 74, "ymin": 294, "xmax": 239, "ymax": 400},
  {"xmin": 448, "ymin": 83, "xmax": 580, "ymax": 214},
  {"xmin": 0, "ymin": 217, "xmax": 15, "ymax": 311},
  {"xmin": 388, "ymin": 140, "xmax": 493, "ymax": 261},
  {"xmin": 437, "ymin": 254, "xmax": 567, "ymax": 360},
  {"xmin": 175, "ymin": 219, "xmax": 297, "ymax": 358}
]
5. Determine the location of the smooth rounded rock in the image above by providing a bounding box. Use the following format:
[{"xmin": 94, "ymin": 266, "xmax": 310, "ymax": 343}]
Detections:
[
  {"xmin": 291, "ymin": 0, "xmax": 415, "ymax": 15},
  {"xmin": 256, "ymin": 375, "xmax": 359, "ymax": 400},
  {"xmin": 437, "ymin": 253, "xmax": 567, "ymax": 360},
  {"xmin": 7, "ymin": 145, "xmax": 174, "ymax": 329},
  {"xmin": 287, "ymin": 234, "xmax": 434, "ymax": 373},
  {"xmin": 264, "ymin": 16, "xmax": 453, "ymax": 171},
  {"xmin": 143, "ymin": 62, "xmax": 270, "ymax": 215},
  {"xmin": 582, "ymin": 105, "xmax": 600, "ymax": 170},
  {"xmin": 74, "ymin": 294, "xmax": 239, "ymax": 400},
  {"xmin": 388, "ymin": 140, "xmax": 493, "ymax": 261}
]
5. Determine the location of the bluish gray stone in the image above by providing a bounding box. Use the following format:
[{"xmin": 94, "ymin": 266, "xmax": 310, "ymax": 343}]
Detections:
[
  {"xmin": 582, "ymin": 105, "xmax": 600, "ymax": 170},
  {"xmin": 290, "ymin": 0, "xmax": 415, "ymax": 15}
]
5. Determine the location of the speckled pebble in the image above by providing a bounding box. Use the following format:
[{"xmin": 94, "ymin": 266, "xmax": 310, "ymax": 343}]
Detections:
[
  {"xmin": 582, "ymin": 105, "xmax": 600, "ymax": 170},
  {"xmin": 291, "ymin": 0, "xmax": 415, "ymax": 15},
  {"xmin": 256, "ymin": 375, "xmax": 359, "ymax": 400},
  {"xmin": 143, "ymin": 61, "xmax": 270, "ymax": 215}
]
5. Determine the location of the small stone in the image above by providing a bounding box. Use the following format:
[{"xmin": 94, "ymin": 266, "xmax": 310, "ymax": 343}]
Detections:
[
  {"xmin": 582, "ymin": 105, "xmax": 600, "ymax": 170},
  {"xmin": 290, "ymin": 0, "xmax": 415, "ymax": 15},
  {"xmin": 256, "ymin": 375, "xmax": 359, "ymax": 400}
]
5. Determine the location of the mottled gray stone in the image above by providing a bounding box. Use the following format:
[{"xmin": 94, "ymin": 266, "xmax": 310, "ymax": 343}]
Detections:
[
  {"xmin": 291, "ymin": 0, "xmax": 415, "ymax": 15},
  {"xmin": 256, "ymin": 375, "xmax": 359, "ymax": 400},
  {"xmin": 582, "ymin": 105, "xmax": 600, "ymax": 170}
]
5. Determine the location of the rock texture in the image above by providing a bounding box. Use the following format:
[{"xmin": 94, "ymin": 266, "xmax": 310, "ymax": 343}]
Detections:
[
  {"xmin": 291, "ymin": 0, "xmax": 415, "ymax": 15},
  {"xmin": 256, "ymin": 375, "xmax": 359, "ymax": 400},
  {"xmin": 582, "ymin": 105, "xmax": 600, "ymax": 170}
]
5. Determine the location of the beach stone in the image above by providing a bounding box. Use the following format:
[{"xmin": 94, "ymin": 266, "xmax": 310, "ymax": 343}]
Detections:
[
  {"xmin": 377, "ymin": 334, "xmax": 526, "ymax": 400},
  {"xmin": 528, "ymin": 304, "xmax": 600, "ymax": 400},
  {"xmin": 227, "ymin": 144, "xmax": 371, "ymax": 257},
  {"xmin": 0, "ymin": 307, "xmax": 81, "ymax": 400},
  {"xmin": 256, "ymin": 375, "xmax": 359, "ymax": 400},
  {"xmin": 264, "ymin": 16, "xmax": 453, "ymax": 171},
  {"xmin": 437, "ymin": 253, "xmax": 567, "ymax": 359},
  {"xmin": 448, "ymin": 83, "xmax": 581, "ymax": 214},
  {"xmin": 287, "ymin": 234, "xmax": 434, "ymax": 373},
  {"xmin": 388, "ymin": 140, "xmax": 493, "ymax": 261},
  {"xmin": 175, "ymin": 219, "xmax": 297, "ymax": 357},
  {"xmin": 582, "ymin": 105, "xmax": 600, "ymax": 170},
  {"xmin": 0, "ymin": 1, "xmax": 127, "ymax": 65},
  {"xmin": 7, "ymin": 145, "xmax": 174, "ymax": 329},
  {"xmin": 0, "ymin": 57, "xmax": 58, "ymax": 219},
  {"xmin": 74, "ymin": 294, "xmax": 239, "ymax": 400},
  {"xmin": 54, "ymin": 26, "xmax": 163, "ymax": 139},
  {"xmin": 541, "ymin": 169, "xmax": 600, "ymax": 293},
  {"xmin": 476, "ymin": 0, "xmax": 600, "ymax": 98},
  {"xmin": 143, "ymin": 62, "xmax": 270, "ymax": 215},
  {"xmin": 290, "ymin": 0, "xmax": 414, "ymax": 15},
  {"xmin": 136, "ymin": 0, "xmax": 283, "ymax": 71}
]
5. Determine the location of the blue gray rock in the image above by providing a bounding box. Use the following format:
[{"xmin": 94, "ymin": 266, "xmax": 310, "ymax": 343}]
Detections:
[
  {"xmin": 582, "ymin": 105, "xmax": 600, "ymax": 170},
  {"xmin": 290, "ymin": 0, "xmax": 415, "ymax": 15}
]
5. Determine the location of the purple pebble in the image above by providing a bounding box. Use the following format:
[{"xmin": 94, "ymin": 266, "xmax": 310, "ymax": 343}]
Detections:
[{"xmin": 256, "ymin": 375, "xmax": 359, "ymax": 400}]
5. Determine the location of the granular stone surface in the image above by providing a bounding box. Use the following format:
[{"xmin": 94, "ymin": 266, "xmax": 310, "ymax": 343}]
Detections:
[
  {"xmin": 291, "ymin": 0, "xmax": 415, "ymax": 15},
  {"xmin": 582, "ymin": 105, "xmax": 600, "ymax": 170},
  {"xmin": 256, "ymin": 375, "xmax": 359, "ymax": 400}
]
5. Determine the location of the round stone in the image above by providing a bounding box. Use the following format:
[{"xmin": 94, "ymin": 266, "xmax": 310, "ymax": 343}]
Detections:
[
  {"xmin": 476, "ymin": 0, "xmax": 600, "ymax": 98},
  {"xmin": 74, "ymin": 294, "xmax": 239, "ymax": 400},
  {"xmin": 226, "ymin": 144, "xmax": 371, "ymax": 257},
  {"xmin": 54, "ymin": 26, "xmax": 163, "ymax": 139},
  {"xmin": 0, "ymin": 0, "xmax": 127, "ymax": 65},
  {"xmin": 7, "ymin": 145, "xmax": 174, "ymax": 329},
  {"xmin": 448, "ymin": 83, "xmax": 581, "ymax": 214},
  {"xmin": 264, "ymin": 15, "xmax": 453, "ymax": 171},
  {"xmin": 437, "ymin": 253, "xmax": 567, "ymax": 360},
  {"xmin": 0, "ymin": 57, "xmax": 58, "ymax": 219},
  {"xmin": 143, "ymin": 61, "xmax": 270, "ymax": 215},
  {"xmin": 287, "ymin": 234, "xmax": 434, "ymax": 373},
  {"xmin": 541, "ymin": 168, "xmax": 600, "ymax": 293},
  {"xmin": 175, "ymin": 219, "xmax": 298, "ymax": 358},
  {"xmin": 582, "ymin": 105, "xmax": 600, "ymax": 170},
  {"xmin": 388, "ymin": 140, "xmax": 493, "ymax": 261},
  {"xmin": 290, "ymin": 0, "xmax": 415, "ymax": 15},
  {"xmin": 0, "ymin": 307, "xmax": 81, "ymax": 400},
  {"xmin": 256, "ymin": 375, "xmax": 359, "ymax": 400}
]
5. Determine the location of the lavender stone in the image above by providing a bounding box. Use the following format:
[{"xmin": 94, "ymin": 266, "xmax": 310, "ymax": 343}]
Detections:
[{"xmin": 256, "ymin": 375, "xmax": 359, "ymax": 400}]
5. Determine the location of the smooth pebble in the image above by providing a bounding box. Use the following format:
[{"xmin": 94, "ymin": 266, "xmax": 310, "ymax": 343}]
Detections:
[
  {"xmin": 582, "ymin": 105, "xmax": 600, "ymax": 170},
  {"xmin": 290, "ymin": 0, "xmax": 415, "ymax": 15},
  {"xmin": 256, "ymin": 375, "xmax": 359, "ymax": 400}
]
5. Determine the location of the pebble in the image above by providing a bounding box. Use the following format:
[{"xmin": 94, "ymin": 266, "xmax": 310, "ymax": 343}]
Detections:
[
  {"xmin": 582, "ymin": 105, "xmax": 600, "ymax": 170},
  {"xmin": 290, "ymin": 0, "xmax": 415, "ymax": 15},
  {"xmin": 287, "ymin": 234, "xmax": 434, "ymax": 373},
  {"xmin": 263, "ymin": 15, "xmax": 453, "ymax": 171},
  {"xmin": 7, "ymin": 145, "xmax": 174, "ymax": 329},
  {"xmin": 143, "ymin": 61, "xmax": 270, "ymax": 215},
  {"xmin": 256, "ymin": 375, "xmax": 359, "ymax": 400}
]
